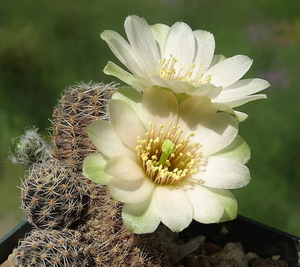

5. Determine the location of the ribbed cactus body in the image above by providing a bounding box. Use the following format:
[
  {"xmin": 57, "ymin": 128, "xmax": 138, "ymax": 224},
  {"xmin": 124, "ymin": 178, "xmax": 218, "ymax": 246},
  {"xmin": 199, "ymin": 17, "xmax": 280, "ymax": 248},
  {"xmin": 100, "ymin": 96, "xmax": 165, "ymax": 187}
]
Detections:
[
  {"xmin": 13, "ymin": 228, "xmax": 92, "ymax": 267},
  {"xmin": 21, "ymin": 161, "xmax": 88, "ymax": 229},
  {"xmin": 51, "ymin": 82, "xmax": 116, "ymax": 172}
]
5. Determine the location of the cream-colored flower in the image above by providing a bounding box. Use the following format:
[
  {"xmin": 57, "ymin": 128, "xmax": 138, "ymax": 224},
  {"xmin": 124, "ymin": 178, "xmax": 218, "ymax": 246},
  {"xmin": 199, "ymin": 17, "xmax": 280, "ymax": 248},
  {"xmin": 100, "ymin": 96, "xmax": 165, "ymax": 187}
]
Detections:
[
  {"xmin": 83, "ymin": 86, "xmax": 251, "ymax": 233},
  {"xmin": 101, "ymin": 15, "xmax": 270, "ymax": 121}
]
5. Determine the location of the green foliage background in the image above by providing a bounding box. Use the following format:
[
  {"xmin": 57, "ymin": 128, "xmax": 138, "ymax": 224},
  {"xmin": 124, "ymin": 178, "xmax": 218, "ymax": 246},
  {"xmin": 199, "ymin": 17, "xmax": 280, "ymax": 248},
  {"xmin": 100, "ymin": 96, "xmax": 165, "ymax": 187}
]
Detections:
[{"xmin": 1, "ymin": 0, "xmax": 300, "ymax": 237}]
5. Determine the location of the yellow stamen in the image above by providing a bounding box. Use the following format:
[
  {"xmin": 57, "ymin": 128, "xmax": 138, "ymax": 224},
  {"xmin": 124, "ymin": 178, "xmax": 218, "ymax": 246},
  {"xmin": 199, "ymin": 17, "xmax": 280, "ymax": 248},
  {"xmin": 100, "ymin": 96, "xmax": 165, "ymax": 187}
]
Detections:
[
  {"xmin": 156, "ymin": 54, "xmax": 211, "ymax": 85},
  {"xmin": 135, "ymin": 122, "xmax": 202, "ymax": 185}
]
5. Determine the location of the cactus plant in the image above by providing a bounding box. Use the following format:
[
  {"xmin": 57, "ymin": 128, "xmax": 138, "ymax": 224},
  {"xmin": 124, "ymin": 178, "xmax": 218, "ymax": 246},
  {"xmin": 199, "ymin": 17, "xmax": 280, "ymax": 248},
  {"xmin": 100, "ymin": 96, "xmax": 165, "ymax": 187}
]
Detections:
[{"xmin": 11, "ymin": 81, "xmax": 172, "ymax": 267}]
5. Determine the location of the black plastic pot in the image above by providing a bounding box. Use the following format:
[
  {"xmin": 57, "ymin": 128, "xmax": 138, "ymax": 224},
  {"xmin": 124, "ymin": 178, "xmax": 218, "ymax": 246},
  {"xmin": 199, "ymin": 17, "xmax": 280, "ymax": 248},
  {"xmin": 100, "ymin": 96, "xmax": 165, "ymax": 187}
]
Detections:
[{"xmin": 1, "ymin": 215, "xmax": 299, "ymax": 266}]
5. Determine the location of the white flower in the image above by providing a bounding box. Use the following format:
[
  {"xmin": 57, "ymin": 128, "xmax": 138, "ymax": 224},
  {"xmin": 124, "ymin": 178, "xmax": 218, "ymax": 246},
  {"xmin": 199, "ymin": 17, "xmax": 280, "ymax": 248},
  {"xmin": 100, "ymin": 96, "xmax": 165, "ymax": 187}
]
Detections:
[
  {"xmin": 83, "ymin": 86, "xmax": 251, "ymax": 233},
  {"xmin": 101, "ymin": 15, "xmax": 270, "ymax": 121}
]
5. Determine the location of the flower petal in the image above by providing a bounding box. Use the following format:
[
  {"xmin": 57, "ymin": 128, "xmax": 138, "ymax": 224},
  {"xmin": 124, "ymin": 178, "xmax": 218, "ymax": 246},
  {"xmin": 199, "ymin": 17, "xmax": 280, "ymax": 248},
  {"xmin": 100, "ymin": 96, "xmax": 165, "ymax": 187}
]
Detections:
[
  {"xmin": 105, "ymin": 156, "xmax": 145, "ymax": 181},
  {"xmin": 209, "ymin": 54, "xmax": 226, "ymax": 67},
  {"xmin": 216, "ymin": 94, "xmax": 267, "ymax": 108},
  {"xmin": 122, "ymin": 195, "xmax": 160, "ymax": 233},
  {"xmin": 192, "ymin": 30, "xmax": 215, "ymax": 73},
  {"xmin": 178, "ymin": 96, "xmax": 217, "ymax": 132},
  {"xmin": 155, "ymin": 186, "xmax": 193, "ymax": 232},
  {"xmin": 111, "ymin": 87, "xmax": 143, "ymax": 119},
  {"xmin": 196, "ymin": 156, "xmax": 251, "ymax": 189},
  {"xmin": 108, "ymin": 176, "xmax": 155, "ymax": 204},
  {"xmin": 83, "ymin": 153, "xmax": 111, "ymax": 185},
  {"xmin": 125, "ymin": 15, "xmax": 160, "ymax": 75},
  {"xmin": 109, "ymin": 99, "xmax": 146, "ymax": 150},
  {"xmin": 192, "ymin": 112, "xmax": 239, "ymax": 156},
  {"xmin": 209, "ymin": 188, "xmax": 237, "ymax": 222},
  {"xmin": 163, "ymin": 22, "xmax": 195, "ymax": 74},
  {"xmin": 205, "ymin": 55, "xmax": 253, "ymax": 87},
  {"xmin": 142, "ymin": 87, "xmax": 179, "ymax": 128},
  {"xmin": 211, "ymin": 103, "xmax": 249, "ymax": 122},
  {"xmin": 213, "ymin": 135, "xmax": 251, "ymax": 164},
  {"xmin": 86, "ymin": 120, "xmax": 134, "ymax": 158},
  {"xmin": 216, "ymin": 78, "xmax": 270, "ymax": 100},
  {"xmin": 150, "ymin": 23, "xmax": 170, "ymax": 55},
  {"xmin": 183, "ymin": 183, "xmax": 224, "ymax": 223},
  {"xmin": 101, "ymin": 30, "xmax": 145, "ymax": 76},
  {"xmin": 103, "ymin": 61, "xmax": 147, "ymax": 91}
]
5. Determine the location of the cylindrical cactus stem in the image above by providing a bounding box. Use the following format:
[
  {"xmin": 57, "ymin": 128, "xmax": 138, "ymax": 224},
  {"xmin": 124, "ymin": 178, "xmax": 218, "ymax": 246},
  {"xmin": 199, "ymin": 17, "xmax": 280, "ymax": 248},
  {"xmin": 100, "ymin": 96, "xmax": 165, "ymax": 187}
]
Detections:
[{"xmin": 51, "ymin": 81, "xmax": 117, "ymax": 173}]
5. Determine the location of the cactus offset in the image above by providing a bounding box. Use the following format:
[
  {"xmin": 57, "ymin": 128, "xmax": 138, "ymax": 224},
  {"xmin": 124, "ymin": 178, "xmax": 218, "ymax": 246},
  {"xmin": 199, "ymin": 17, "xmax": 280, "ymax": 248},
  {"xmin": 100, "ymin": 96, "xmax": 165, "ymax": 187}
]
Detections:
[
  {"xmin": 20, "ymin": 161, "xmax": 88, "ymax": 229},
  {"xmin": 10, "ymin": 127, "xmax": 53, "ymax": 167},
  {"xmin": 13, "ymin": 228, "xmax": 93, "ymax": 267}
]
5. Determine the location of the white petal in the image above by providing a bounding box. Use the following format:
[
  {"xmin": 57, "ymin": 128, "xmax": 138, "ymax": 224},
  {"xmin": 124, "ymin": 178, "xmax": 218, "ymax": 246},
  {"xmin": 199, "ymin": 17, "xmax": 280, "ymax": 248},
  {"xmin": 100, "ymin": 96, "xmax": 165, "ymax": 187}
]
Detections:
[
  {"xmin": 86, "ymin": 120, "xmax": 134, "ymax": 158},
  {"xmin": 183, "ymin": 183, "xmax": 224, "ymax": 223},
  {"xmin": 196, "ymin": 156, "xmax": 251, "ymax": 189},
  {"xmin": 105, "ymin": 156, "xmax": 145, "ymax": 181},
  {"xmin": 163, "ymin": 22, "xmax": 195, "ymax": 74},
  {"xmin": 210, "ymin": 103, "xmax": 249, "ymax": 122},
  {"xmin": 216, "ymin": 78, "xmax": 270, "ymax": 99},
  {"xmin": 149, "ymin": 75, "xmax": 203, "ymax": 95},
  {"xmin": 213, "ymin": 135, "xmax": 251, "ymax": 164},
  {"xmin": 178, "ymin": 96, "xmax": 217, "ymax": 132},
  {"xmin": 83, "ymin": 153, "xmax": 111, "ymax": 185},
  {"xmin": 142, "ymin": 87, "xmax": 179, "ymax": 128},
  {"xmin": 122, "ymin": 195, "xmax": 160, "ymax": 233},
  {"xmin": 108, "ymin": 176, "xmax": 155, "ymax": 204},
  {"xmin": 101, "ymin": 30, "xmax": 145, "ymax": 76},
  {"xmin": 205, "ymin": 55, "xmax": 253, "ymax": 87},
  {"xmin": 109, "ymin": 99, "xmax": 146, "ymax": 150},
  {"xmin": 150, "ymin": 23, "xmax": 170, "ymax": 55},
  {"xmin": 192, "ymin": 30, "xmax": 215, "ymax": 73},
  {"xmin": 155, "ymin": 186, "xmax": 193, "ymax": 232},
  {"xmin": 234, "ymin": 111, "xmax": 248, "ymax": 122},
  {"xmin": 103, "ymin": 61, "xmax": 147, "ymax": 91},
  {"xmin": 209, "ymin": 54, "xmax": 226, "ymax": 67},
  {"xmin": 192, "ymin": 112, "xmax": 239, "ymax": 156},
  {"xmin": 125, "ymin": 15, "xmax": 160, "ymax": 75},
  {"xmin": 216, "ymin": 94, "xmax": 267, "ymax": 108},
  {"xmin": 209, "ymin": 188, "xmax": 237, "ymax": 222},
  {"xmin": 112, "ymin": 87, "xmax": 143, "ymax": 119}
]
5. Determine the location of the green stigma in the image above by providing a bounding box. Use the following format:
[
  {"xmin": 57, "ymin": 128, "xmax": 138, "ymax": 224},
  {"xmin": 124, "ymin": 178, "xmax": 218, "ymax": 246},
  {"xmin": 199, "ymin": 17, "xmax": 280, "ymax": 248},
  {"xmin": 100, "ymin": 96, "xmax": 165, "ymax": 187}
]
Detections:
[{"xmin": 159, "ymin": 139, "xmax": 176, "ymax": 166}]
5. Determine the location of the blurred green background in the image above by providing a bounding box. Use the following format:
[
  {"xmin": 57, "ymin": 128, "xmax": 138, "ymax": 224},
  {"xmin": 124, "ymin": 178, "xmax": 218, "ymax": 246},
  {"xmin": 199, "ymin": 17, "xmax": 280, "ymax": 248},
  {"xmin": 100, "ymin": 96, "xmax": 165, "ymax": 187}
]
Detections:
[{"xmin": 1, "ymin": 0, "xmax": 300, "ymax": 238}]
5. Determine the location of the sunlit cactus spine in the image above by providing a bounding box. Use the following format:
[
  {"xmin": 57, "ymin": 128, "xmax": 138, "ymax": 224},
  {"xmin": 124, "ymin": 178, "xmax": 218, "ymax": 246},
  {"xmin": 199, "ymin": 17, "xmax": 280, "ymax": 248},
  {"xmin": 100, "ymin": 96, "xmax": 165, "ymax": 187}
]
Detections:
[
  {"xmin": 20, "ymin": 161, "xmax": 89, "ymax": 229},
  {"xmin": 12, "ymin": 228, "xmax": 93, "ymax": 267}
]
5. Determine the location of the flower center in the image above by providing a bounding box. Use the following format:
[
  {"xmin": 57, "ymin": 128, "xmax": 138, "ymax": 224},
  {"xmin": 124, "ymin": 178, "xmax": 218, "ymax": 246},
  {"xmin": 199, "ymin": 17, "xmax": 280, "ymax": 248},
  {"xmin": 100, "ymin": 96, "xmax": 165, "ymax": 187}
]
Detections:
[
  {"xmin": 135, "ymin": 122, "xmax": 202, "ymax": 185},
  {"xmin": 156, "ymin": 54, "xmax": 212, "ymax": 85}
]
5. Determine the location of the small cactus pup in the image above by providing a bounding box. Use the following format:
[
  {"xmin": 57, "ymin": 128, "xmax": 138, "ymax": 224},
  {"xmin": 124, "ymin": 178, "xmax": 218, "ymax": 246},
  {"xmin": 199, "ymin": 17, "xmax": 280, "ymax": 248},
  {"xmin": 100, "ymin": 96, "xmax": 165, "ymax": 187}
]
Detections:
[
  {"xmin": 12, "ymin": 228, "xmax": 93, "ymax": 267},
  {"xmin": 9, "ymin": 127, "xmax": 53, "ymax": 167},
  {"xmin": 20, "ymin": 161, "xmax": 89, "ymax": 229}
]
